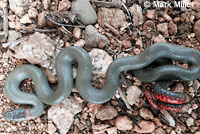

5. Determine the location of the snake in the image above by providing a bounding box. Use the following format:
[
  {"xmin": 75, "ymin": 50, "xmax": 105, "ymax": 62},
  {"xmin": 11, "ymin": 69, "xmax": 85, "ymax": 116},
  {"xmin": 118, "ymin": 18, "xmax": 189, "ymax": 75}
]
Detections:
[
  {"xmin": 145, "ymin": 81, "xmax": 187, "ymax": 111},
  {"xmin": 3, "ymin": 42, "xmax": 200, "ymax": 121}
]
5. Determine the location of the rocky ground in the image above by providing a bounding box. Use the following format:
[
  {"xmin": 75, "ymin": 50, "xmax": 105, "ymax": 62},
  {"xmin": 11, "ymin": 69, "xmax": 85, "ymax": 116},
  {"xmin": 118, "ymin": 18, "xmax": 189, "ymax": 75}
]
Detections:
[{"xmin": 0, "ymin": 0, "xmax": 200, "ymax": 133}]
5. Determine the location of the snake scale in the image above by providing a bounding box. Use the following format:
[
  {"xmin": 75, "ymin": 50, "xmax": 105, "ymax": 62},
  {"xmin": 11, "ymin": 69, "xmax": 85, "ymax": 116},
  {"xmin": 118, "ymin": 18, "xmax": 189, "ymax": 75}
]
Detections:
[{"xmin": 3, "ymin": 43, "xmax": 200, "ymax": 121}]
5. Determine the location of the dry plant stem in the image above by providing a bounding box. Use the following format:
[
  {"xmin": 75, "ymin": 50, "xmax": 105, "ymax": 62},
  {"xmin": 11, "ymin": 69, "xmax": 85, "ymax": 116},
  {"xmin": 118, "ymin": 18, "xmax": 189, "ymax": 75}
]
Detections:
[
  {"xmin": 3, "ymin": 7, "xmax": 8, "ymax": 42},
  {"xmin": 46, "ymin": 15, "xmax": 85, "ymax": 28},
  {"xmin": 2, "ymin": 36, "xmax": 29, "ymax": 48},
  {"xmin": 118, "ymin": 87, "xmax": 133, "ymax": 110},
  {"xmin": 91, "ymin": 0, "xmax": 123, "ymax": 8},
  {"xmin": 104, "ymin": 23, "xmax": 120, "ymax": 37},
  {"xmin": 61, "ymin": 26, "xmax": 72, "ymax": 37},
  {"xmin": 58, "ymin": 11, "xmax": 79, "ymax": 23},
  {"xmin": 19, "ymin": 28, "xmax": 57, "ymax": 33}
]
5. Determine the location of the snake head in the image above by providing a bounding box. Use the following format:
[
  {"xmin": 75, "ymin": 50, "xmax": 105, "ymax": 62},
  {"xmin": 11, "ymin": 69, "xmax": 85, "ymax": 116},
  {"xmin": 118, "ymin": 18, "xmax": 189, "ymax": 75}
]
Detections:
[{"xmin": 3, "ymin": 108, "xmax": 28, "ymax": 121}]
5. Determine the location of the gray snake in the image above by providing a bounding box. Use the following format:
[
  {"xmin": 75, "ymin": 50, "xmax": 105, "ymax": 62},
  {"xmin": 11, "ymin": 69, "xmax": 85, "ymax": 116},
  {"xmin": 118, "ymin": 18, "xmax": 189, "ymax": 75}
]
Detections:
[{"xmin": 3, "ymin": 43, "xmax": 200, "ymax": 121}]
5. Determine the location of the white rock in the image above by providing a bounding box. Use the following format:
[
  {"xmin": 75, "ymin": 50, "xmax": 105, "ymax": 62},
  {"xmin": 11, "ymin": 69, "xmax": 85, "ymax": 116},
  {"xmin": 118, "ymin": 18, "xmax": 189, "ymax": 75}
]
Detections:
[
  {"xmin": 89, "ymin": 48, "xmax": 113, "ymax": 75},
  {"xmin": 47, "ymin": 122, "xmax": 57, "ymax": 134},
  {"xmin": 8, "ymin": 30, "xmax": 22, "ymax": 42},
  {"xmin": 74, "ymin": 39, "xmax": 85, "ymax": 48},
  {"xmin": 186, "ymin": 117, "xmax": 194, "ymax": 126},
  {"xmin": 20, "ymin": 14, "xmax": 32, "ymax": 24},
  {"xmin": 106, "ymin": 127, "xmax": 117, "ymax": 134},
  {"xmin": 126, "ymin": 86, "xmax": 142, "ymax": 106},
  {"xmin": 10, "ymin": 32, "xmax": 56, "ymax": 83},
  {"xmin": 28, "ymin": 7, "xmax": 38, "ymax": 18},
  {"xmin": 0, "ymin": 74, "xmax": 5, "ymax": 81},
  {"xmin": 9, "ymin": 0, "xmax": 30, "ymax": 16},
  {"xmin": 48, "ymin": 96, "xmax": 83, "ymax": 134},
  {"xmin": 42, "ymin": 0, "xmax": 50, "ymax": 10},
  {"xmin": 37, "ymin": 11, "xmax": 46, "ymax": 27}
]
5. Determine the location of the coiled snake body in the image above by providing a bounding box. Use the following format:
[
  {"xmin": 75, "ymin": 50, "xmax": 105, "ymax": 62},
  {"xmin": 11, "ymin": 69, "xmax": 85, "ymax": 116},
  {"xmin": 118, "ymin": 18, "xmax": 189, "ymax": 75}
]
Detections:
[{"xmin": 3, "ymin": 43, "xmax": 200, "ymax": 121}]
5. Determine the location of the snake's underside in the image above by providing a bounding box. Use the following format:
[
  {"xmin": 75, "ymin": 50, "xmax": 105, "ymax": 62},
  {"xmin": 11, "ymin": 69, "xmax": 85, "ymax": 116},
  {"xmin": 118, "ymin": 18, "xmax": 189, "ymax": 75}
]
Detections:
[{"xmin": 3, "ymin": 43, "xmax": 200, "ymax": 121}]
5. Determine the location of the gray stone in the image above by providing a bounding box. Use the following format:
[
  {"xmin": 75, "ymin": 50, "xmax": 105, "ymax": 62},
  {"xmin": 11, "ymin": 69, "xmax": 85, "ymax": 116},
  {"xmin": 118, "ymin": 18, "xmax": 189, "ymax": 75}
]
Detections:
[
  {"xmin": 85, "ymin": 25, "xmax": 109, "ymax": 49},
  {"xmin": 71, "ymin": 0, "xmax": 97, "ymax": 25}
]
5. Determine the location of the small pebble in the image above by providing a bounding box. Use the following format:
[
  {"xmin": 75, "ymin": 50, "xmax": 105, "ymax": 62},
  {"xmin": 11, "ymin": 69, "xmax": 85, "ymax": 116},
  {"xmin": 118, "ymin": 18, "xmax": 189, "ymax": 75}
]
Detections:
[
  {"xmin": 194, "ymin": 20, "xmax": 200, "ymax": 42},
  {"xmin": 106, "ymin": 127, "xmax": 117, "ymax": 134},
  {"xmin": 114, "ymin": 116, "xmax": 133, "ymax": 130},
  {"xmin": 96, "ymin": 105, "xmax": 118, "ymax": 121},
  {"xmin": 139, "ymin": 108, "xmax": 154, "ymax": 120},
  {"xmin": 73, "ymin": 39, "xmax": 85, "ymax": 48},
  {"xmin": 0, "ymin": 74, "xmax": 5, "ymax": 81},
  {"xmin": 47, "ymin": 122, "xmax": 57, "ymax": 134},
  {"xmin": 28, "ymin": 7, "xmax": 38, "ymax": 18},
  {"xmin": 20, "ymin": 14, "xmax": 32, "ymax": 24},
  {"xmin": 129, "ymin": 4, "xmax": 144, "ymax": 26},
  {"xmin": 154, "ymin": 34, "xmax": 166, "ymax": 43},
  {"xmin": 186, "ymin": 117, "xmax": 194, "ymax": 127},
  {"xmin": 73, "ymin": 27, "xmax": 81, "ymax": 40},
  {"xmin": 157, "ymin": 23, "xmax": 169, "ymax": 37},
  {"xmin": 155, "ymin": 127, "xmax": 166, "ymax": 134},
  {"xmin": 126, "ymin": 86, "xmax": 142, "ymax": 106},
  {"xmin": 133, "ymin": 120, "xmax": 155, "ymax": 133},
  {"xmin": 58, "ymin": 0, "xmax": 71, "ymax": 12},
  {"xmin": 146, "ymin": 9, "xmax": 155, "ymax": 19}
]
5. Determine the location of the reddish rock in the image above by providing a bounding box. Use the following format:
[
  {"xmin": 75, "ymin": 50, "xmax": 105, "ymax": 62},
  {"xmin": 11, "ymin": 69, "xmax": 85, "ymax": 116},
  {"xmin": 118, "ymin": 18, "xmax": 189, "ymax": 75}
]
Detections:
[
  {"xmin": 194, "ymin": 20, "xmax": 200, "ymax": 42},
  {"xmin": 157, "ymin": 23, "xmax": 169, "ymax": 36},
  {"xmin": 155, "ymin": 127, "xmax": 166, "ymax": 134},
  {"xmin": 115, "ymin": 116, "xmax": 133, "ymax": 130},
  {"xmin": 58, "ymin": 0, "xmax": 71, "ymax": 11},
  {"xmin": 192, "ymin": 0, "xmax": 200, "ymax": 12},
  {"xmin": 96, "ymin": 105, "xmax": 118, "ymax": 120},
  {"xmin": 168, "ymin": 21, "xmax": 177, "ymax": 35},
  {"xmin": 129, "ymin": 4, "xmax": 144, "ymax": 26},
  {"xmin": 98, "ymin": 8, "xmax": 126, "ymax": 28},
  {"xmin": 146, "ymin": 10, "xmax": 156, "ymax": 19},
  {"xmin": 143, "ymin": 20, "xmax": 156, "ymax": 31},
  {"xmin": 139, "ymin": 108, "xmax": 154, "ymax": 120},
  {"xmin": 154, "ymin": 34, "xmax": 166, "ymax": 43},
  {"xmin": 122, "ymin": 40, "xmax": 132, "ymax": 49},
  {"xmin": 133, "ymin": 120, "xmax": 155, "ymax": 133}
]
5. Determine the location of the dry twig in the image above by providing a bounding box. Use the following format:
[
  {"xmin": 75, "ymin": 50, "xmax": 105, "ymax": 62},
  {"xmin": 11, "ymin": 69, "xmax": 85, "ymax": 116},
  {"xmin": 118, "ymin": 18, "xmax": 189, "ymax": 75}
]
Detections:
[
  {"xmin": 2, "ymin": 7, "xmax": 8, "ymax": 42},
  {"xmin": 104, "ymin": 23, "xmax": 120, "ymax": 37},
  {"xmin": 118, "ymin": 87, "xmax": 133, "ymax": 111}
]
